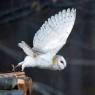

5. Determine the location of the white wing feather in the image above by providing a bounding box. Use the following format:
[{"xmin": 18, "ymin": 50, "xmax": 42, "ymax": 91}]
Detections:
[{"xmin": 33, "ymin": 8, "xmax": 76, "ymax": 56}]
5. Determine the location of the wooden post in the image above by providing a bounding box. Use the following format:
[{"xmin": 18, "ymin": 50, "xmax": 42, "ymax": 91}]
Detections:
[{"xmin": 0, "ymin": 72, "xmax": 32, "ymax": 95}]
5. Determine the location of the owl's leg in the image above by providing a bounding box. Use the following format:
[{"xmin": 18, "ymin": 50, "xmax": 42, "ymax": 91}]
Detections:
[
  {"xmin": 18, "ymin": 41, "xmax": 33, "ymax": 57},
  {"xmin": 12, "ymin": 62, "xmax": 23, "ymax": 72},
  {"xmin": 16, "ymin": 61, "xmax": 25, "ymax": 71},
  {"xmin": 22, "ymin": 64, "xmax": 25, "ymax": 71}
]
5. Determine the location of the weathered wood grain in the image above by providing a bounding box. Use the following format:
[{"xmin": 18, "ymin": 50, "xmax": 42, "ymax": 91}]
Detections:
[
  {"xmin": 0, "ymin": 72, "xmax": 32, "ymax": 95},
  {"xmin": 0, "ymin": 90, "xmax": 24, "ymax": 95}
]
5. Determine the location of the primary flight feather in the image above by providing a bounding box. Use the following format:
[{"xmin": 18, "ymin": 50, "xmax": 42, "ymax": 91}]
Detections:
[{"xmin": 16, "ymin": 8, "xmax": 76, "ymax": 71}]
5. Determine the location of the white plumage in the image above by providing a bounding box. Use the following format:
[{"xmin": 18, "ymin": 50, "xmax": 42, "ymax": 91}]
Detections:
[{"xmin": 16, "ymin": 8, "xmax": 76, "ymax": 71}]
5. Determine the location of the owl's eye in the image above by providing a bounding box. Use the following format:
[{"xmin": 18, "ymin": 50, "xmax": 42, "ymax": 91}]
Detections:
[{"xmin": 60, "ymin": 60, "xmax": 64, "ymax": 64}]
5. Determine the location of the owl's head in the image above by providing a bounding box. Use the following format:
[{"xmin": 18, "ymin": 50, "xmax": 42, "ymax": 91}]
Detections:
[{"xmin": 56, "ymin": 55, "xmax": 66, "ymax": 70}]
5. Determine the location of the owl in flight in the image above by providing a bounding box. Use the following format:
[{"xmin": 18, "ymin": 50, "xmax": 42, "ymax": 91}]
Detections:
[{"xmin": 16, "ymin": 8, "xmax": 76, "ymax": 71}]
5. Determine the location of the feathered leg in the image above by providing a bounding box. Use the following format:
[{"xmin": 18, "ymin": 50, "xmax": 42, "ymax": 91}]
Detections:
[
  {"xmin": 16, "ymin": 61, "xmax": 25, "ymax": 71},
  {"xmin": 18, "ymin": 41, "xmax": 33, "ymax": 57},
  {"xmin": 12, "ymin": 62, "xmax": 23, "ymax": 72}
]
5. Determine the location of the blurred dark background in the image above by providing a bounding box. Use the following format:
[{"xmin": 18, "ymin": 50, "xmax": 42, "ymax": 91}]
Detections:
[{"xmin": 0, "ymin": 0, "xmax": 95, "ymax": 95}]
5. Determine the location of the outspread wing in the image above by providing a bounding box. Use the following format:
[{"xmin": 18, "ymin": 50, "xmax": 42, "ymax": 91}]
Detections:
[{"xmin": 33, "ymin": 8, "xmax": 76, "ymax": 56}]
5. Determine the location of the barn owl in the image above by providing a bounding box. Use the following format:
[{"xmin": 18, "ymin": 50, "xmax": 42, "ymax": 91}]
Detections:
[{"xmin": 16, "ymin": 8, "xmax": 76, "ymax": 71}]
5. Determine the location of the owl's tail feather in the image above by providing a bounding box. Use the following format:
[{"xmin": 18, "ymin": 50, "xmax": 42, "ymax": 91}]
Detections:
[{"xmin": 18, "ymin": 41, "xmax": 33, "ymax": 57}]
